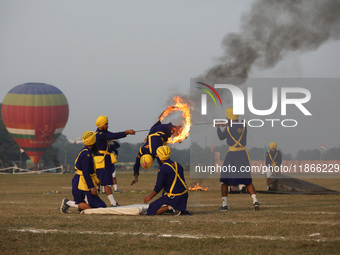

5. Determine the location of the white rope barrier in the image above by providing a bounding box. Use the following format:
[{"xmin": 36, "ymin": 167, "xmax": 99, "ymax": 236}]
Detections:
[{"xmin": 0, "ymin": 166, "xmax": 63, "ymax": 174}]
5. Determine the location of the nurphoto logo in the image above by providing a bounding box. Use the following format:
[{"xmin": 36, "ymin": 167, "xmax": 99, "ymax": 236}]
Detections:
[{"xmin": 197, "ymin": 82, "xmax": 312, "ymax": 128}]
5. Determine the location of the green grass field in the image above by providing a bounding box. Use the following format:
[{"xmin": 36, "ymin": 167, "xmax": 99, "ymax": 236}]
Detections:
[{"xmin": 0, "ymin": 171, "xmax": 339, "ymax": 255}]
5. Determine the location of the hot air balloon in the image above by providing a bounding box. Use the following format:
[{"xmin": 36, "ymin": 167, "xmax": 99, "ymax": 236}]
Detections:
[{"xmin": 1, "ymin": 83, "xmax": 69, "ymax": 165}]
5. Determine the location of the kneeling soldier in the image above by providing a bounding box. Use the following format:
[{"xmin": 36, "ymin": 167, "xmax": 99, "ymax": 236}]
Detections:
[
  {"xmin": 60, "ymin": 131, "xmax": 106, "ymax": 213},
  {"xmin": 143, "ymin": 145, "xmax": 190, "ymax": 216}
]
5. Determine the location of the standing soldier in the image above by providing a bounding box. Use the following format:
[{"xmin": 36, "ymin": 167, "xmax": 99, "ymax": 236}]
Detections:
[
  {"xmin": 98, "ymin": 140, "xmax": 121, "ymax": 194},
  {"xmin": 95, "ymin": 115, "xmax": 135, "ymax": 206},
  {"xmin": 265, "ymin": 142, "xmax": 282, "ymax": 191},
  {"xmin": 216, "ymin": 107, "xmax": 260, "ymax": 211},
  {"xmin": 110, "ymin": 140, "xmax": 121, "ymax": 193}
]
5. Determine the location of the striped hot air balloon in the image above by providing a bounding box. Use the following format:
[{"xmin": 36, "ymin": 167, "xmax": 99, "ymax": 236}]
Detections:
[{"xmin": 1, "ymin": 83, "xmax": 69, "ymax": 164}]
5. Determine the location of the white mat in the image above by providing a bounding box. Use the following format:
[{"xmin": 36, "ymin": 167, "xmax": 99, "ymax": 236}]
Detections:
[{"xmin": 81, "ymin": 204, "xmax": 149, "ymax": 215}]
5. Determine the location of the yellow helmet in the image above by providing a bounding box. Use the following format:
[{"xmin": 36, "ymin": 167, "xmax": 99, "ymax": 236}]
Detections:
[
  {"xmin": 225, "ymin": 107, "xmax": 238, "ymax": 120},
  {"xmin": 82, "ymin": 131, "xmax": 96, "ymax": 146},
  {"xmin": 269, "ymin": 142, "xmax": 277, "ymax": 149},
  {"xmin": 96, "ymin": 115, "xmax": 108, "ymax": 127},
  {"xmin": 157, "ymin": 145, "xmax": 171, "ymax": 161},
  {"xmin": 140, "ymin": 154, "xmax": 154, "ymax": 169}
]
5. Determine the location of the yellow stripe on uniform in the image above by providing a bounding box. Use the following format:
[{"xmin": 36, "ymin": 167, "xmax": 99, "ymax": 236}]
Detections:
[
  {"xmin": 74, "ymin": 149, "xmax": 100, "ymax": 191},
  {"xmin": 268, "ymin": 150, "xmax": 278, "ymax": 167},
  {"xmin": 226, "ymin": 126, "xmax": 250, "ymax": 161},
  {"xmin": 164, "ymin": 162, "xmax": 187, "ymax": 197}
]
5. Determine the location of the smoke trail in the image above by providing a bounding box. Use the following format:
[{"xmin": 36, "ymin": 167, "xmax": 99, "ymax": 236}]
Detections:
[
  {"xmin": 203, "ymin": 0, "xmax": 340, "ymax": 81},
  {"xmin": 166, "ymin": 0, "xmax": 340, "ymax": 125}
]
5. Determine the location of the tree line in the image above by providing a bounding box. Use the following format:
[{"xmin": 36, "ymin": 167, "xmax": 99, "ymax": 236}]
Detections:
[{"xmin": 0, "ymin": 103, "xmax": 339, "ymax": 169}]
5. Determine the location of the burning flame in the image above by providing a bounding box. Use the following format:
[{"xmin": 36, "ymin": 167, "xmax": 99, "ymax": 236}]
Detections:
[
  {"xmin": 159, "ymin": 96, "xmax": 191, "ymax": 144},
  {"xmin": 188, "ymin": 183, "xmax": 208, "ymax": 191}
]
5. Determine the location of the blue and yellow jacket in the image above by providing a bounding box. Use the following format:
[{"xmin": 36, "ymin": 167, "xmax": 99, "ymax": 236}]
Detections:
[
  {"xmin": 266, "ymin": 149, "xmax": 282, "ymax": 167},
  {"xmin": 154, "ymin": 159, "xmax": 188, "ymax": 198},
  {"xmin": 74, "ymin": 147, "xmax": 100, "ymax": 191},
  {"xmin": 95, "ymin": 129, "xmax": 126, "ymax": 169},
  {"xmin": 217, "ymin": 123, "xmax": 247, "ymax": 149},
  {"xmin": 133, "ymin": 121, "xmax": 175, "ymax": 175}
]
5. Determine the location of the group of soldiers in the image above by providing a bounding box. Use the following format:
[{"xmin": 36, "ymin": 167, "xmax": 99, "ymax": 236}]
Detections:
[
  {"xmin": 60, "ymin": 109, "xmax": 282, "ymax": 215},
  {"xmin": 60, "ymin": 115, "xmax": 187, "ymax": 215}
]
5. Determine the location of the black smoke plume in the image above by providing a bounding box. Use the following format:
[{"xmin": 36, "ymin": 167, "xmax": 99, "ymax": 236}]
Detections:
[{"xmin": 203, "ymin": 0, "xmax": 340, "ymax": 82}]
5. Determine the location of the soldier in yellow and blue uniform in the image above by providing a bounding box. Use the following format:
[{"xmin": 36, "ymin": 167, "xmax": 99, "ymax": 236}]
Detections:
[
  {"xmin": 110, "ymin": 140, "xmax": 120, "ymax": 192},
  {"xmin": 265, "ymin": 142, "xmax": 282, "ymax": 190},
  {"xmin": 97, "ymin": 140, "xmax": 121, "ymax": 194},
  {"xmin": 95, "ymin": 115, "xmax": 135, "ymax": 206},
  {"xmin": 217, "ymin": 107, "xmax": 259, "ymax": 211},
  {"xmin": 131, "ymin": 120, "xmax": 182, "ymax": 185},
  {"xmin": 143, "ymin": 145, "xmax": 190, "ymax": 216},
  {"xmin": 60, "ymin": 131, "xmax": 106, "ymax": 214}
]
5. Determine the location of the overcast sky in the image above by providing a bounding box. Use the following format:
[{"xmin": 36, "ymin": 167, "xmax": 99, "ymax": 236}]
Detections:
[{"xmin": 1, "ymin": 0, "xmax": 340, "ymax": 152}]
